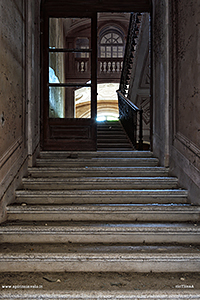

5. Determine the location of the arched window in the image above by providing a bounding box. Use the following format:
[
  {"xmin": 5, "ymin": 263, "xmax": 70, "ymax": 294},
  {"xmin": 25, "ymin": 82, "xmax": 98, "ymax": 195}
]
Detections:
[
  {"xmin": 76, "ymin": 38, "xmax": 90, "ymax": 58},
  {"xmin": 99, "ymin": 29, "xmax": 124, "ymax": 58}
]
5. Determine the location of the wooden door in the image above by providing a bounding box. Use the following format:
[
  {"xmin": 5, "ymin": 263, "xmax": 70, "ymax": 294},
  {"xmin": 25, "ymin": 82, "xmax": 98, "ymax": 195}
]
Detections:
[
  {"xmin": 40, "ymin": 0, "xmax": 150, "ymax": 151},
  {"xmin": 41, "ymin": 14, "xmax": 97, "ymax": 151}
]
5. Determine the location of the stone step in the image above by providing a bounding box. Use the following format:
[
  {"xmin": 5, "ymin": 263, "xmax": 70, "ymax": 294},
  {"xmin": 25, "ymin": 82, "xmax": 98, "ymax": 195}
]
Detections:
[
  {"xmin": 97, "ymin": 133, "xmax": 128, "ymax": 138},
  {"xmin": 1, "ymin": 290, "xmax": 200, "ymax": 300},
  {"xmin": 97, "ymin": 123, "xmax": 123, "ymax": 130},
  {"xmin": 97, "ymin": 141, "xmax": 130, "ymax": 145},
  {"xmin": 0, "ymin": 244, "xmax": 200, "ymax": 272},
  {"xmin": 1, "ymin": 268, "xmax": 199, "ymax": 297},
  {"xmin": 36, "ymin": 157, "xmax": 158, "ymax": 168},
  {"xmin": 97, "ymin": 147, "xmax": 133, "ymax": 151},
  {"xmin": 97, "ymin": 139, "xmax": 131, "ymax": 144},
  {"xmin": 15, "ymin": 189, "xmax": 189, "ymax": 205},
  {"xmin": 97, "ymin": 143, "xmax": 132, "ymax": 147},
  {"xmin": 39, "ymin": 151, "xmax": 153, "ymax": 159},
  {"xmin": 1, "ymin": 267, "xmax": 199, "ymax": 298},
  {"xmin": 97, "ymin": 122, "xmax": 122, "ymax": 126},
  {"xmin": 21, "ymin": 177, "xmax": 178, "ymax": 190},
  {"xmin": 7, "ymin": 204, "xmax": 200, "ymax": 222},
  {"xmin": 0, "ymin": 222, "xmax": 199, "ymax": 244},
  {"xmin": 28, "ymin": 167, "xmax": 169, "ymax": 178},
  {"xmin": 97, "ymin": 127, "xmax": 123, "ymax": 131}
]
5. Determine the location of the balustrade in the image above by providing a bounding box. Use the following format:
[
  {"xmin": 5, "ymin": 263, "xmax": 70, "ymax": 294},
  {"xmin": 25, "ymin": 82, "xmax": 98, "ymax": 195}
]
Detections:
[
  {"xmin": 118, "ymin": 13, "xmax": 143, "ymax": 150},
  {"xmin": 74, "ymin": 57, "xmax": 123, "ymax": 77},
  {"xmin": 98, "ymin": 58, "xmax": 123, "ymax": 74}
]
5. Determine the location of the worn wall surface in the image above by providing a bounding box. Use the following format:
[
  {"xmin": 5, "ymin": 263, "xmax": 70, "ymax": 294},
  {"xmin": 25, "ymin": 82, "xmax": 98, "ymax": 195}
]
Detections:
[
  {"xmin": 0, "ymin": 0, "xmax": 40, "ymax": 222},
  {"xmin": 169, "ymin": 0, "xmax": 200, "ymax": 204},
  {"xmin": 0, "ymin": 0, "xmax": 24, "ymax": 157},
  {"xmin": 152, "ymin": 0, "xmax": 170, "ymax": 166},
  {"xmin": 27, "ymin": 0, "xmax": 40, "ymax": 160},
  {"xmin": 175, "ymin": 0, "xmax": 200, "ymax": 148},
  {"xmin": 152, "ymin": 0, "xmax": 200, "ymax": 203}
]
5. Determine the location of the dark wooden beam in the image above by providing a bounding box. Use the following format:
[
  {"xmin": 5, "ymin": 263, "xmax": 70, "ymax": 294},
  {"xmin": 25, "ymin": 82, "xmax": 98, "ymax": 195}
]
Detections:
[{"xmin": 42, "ymin": 0, "xmax": 150, "ymax": 14}]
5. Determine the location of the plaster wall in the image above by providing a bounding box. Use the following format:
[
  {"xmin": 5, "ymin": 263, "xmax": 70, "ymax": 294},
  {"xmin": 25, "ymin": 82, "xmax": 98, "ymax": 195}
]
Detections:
[
  {"xmin": 152, "ymin": 0, "xmax": 170, "ymax": 167},
  {"xmin": 169, "ymin": 0, "xmax": 200, "ymax": 204},
  {"xmin": 152, "ymin": 0, "xmax": 200, "ymax": 203},
  {"xmin": 0, "ymin": 0, "xmax": 24, "ymax": 158},
  {"xmin": 0, "ymin": 0, "xmax": 40, "ymax": 222},
  {"xmin": 27, "ymin": 0, "xmax": 40, "ymax": 161}
]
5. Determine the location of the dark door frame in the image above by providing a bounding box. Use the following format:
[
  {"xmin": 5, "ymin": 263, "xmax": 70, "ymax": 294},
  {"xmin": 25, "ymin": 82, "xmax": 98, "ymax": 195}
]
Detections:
[{"xmin": 40, "ymin": 0, "xmax": 151, "ymax": 151}]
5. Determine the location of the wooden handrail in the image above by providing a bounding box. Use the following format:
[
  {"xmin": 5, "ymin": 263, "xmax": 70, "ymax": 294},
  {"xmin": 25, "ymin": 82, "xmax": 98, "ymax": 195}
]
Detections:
[
  {"xmin": 117, "ymin": 90, "xmax": 140, "ymax": 112},
  {"xmin": 118, "ymin": 13, "xmax": 143, "ymax": 150}
]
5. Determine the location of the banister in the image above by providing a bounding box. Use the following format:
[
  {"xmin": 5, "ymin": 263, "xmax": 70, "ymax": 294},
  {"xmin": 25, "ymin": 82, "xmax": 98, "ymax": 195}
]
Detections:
[
  {"xmin": 117, "ymin": 12, "xmax": 143, "ymax": 150},
  {"xmin": 117, "ymin": 90, "xmax": 140, "ymax": 112},
  {"xmin": 117, "ymin": 90, "xmax": 143, "ymax": 150}
]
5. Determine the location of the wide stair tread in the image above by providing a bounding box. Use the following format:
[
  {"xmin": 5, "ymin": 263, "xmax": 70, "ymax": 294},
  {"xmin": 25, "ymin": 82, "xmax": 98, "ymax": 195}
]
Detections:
[
  {"xmin": 39, "ymin": 150, "xmax": 154, "ymax": 159},
  {"xmin": 0, "ymin": 272, "xmax": 200, "ymax": 299},
  {"xmin": 27, "ymin": 166, "xmax": 169, "ymax": 178},
  {"xmin": 0, "ymin": 243, "xmax": 200, "ymax": 274},
  {"xmin": 21, "ymin": 176, "xmax": 179, "ymax": 190},
  {"xmin": 7, "ymin": 204, "xmax": 200, "ymax": 222},
  {"xmin": 36, "ymin": 157, "xmax": 159, "ymax": 167},
  {"xmin": 1, "ymin": 150, "xmax": 200, "ymax": 282},
  {"xmin": 15, "ymin": 189, "xmax": 189, "ymax": 204},
  {"xmin": 97, "ymin": 121, "xmax": 133, "ymax": 150},
  {"xmin": 1, "ymin": 221, "xmax": 200, "ymax": 244}
]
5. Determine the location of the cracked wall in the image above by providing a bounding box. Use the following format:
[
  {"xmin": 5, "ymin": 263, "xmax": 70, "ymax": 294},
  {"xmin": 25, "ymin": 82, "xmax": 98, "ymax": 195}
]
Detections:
[
  {"xmin": 0, "ymin": 0, "xmax": 40, "ymax": 222},
  {"xmin": 171, "ymin": 0, "xmax": 200, "ymax": 203},
  {"xmin": 0, "ymin": 0, "xmax": 24, "ymax": 158},
  {"xmin": 176, "ymin": 0, "xmax": 200, "ymax": 148},
  {"xmin": 152, "ymin": 0, "xmax": 200, "ymax": 203}
]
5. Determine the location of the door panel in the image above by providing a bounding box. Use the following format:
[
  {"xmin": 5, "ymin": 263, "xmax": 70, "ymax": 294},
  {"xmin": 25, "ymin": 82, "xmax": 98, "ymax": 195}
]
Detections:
[{"xmin": 42, "ymin": 16, "xmax": 97, "ymax": 151}]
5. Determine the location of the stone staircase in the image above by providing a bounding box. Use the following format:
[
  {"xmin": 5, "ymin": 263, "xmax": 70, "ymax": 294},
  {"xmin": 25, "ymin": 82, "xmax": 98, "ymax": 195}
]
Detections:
[
  {"xmin": 0, "ymin": 150, "xmax": 200, "ymax": 299},
  {"xmin": 97, "ymin": 121, "xmax": 133, "ymax": 150}
]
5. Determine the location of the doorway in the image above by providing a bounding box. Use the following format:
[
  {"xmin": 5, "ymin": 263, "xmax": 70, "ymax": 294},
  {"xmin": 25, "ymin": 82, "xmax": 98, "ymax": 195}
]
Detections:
[
  {"xmin": 40, "ymin": 1, "xmax": 151, "ymax": 151},
  {"xmin": 41, "ymin": 15, "xmax": 97, "ymax": 151}
]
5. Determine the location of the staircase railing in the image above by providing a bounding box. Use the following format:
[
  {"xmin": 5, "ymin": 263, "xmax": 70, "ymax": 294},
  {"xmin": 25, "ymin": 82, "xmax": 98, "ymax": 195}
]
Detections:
[
  {"xmin": 118, "ymin": 13, "xmax": 143, "ymax": 150},
  {"xmin": 117, "ymin": 91, "xmax": 143, "ymax": 150}
]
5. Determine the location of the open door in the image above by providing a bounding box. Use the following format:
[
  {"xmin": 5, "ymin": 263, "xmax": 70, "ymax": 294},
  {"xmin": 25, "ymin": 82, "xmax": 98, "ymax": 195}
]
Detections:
[
  {"xmin": 41, "ymin": 15, "xmax": 97, "ymax": 151},
  {"xmin": 40, "ymin": 0, "xmax": 150, "ymax": 151}
]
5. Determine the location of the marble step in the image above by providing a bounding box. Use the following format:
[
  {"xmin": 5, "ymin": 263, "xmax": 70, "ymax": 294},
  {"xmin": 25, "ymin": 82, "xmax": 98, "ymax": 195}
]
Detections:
[
  {"xmin": 1, "ymin": 266, "xmax": 199, "ymax": 298},
  {"xmin": 36, "ymin": 157, "xmax": 159, "ymax": 168},
  {"xmin": 97, "ymin": 140, "xmax": 131, "ymax": 144},
  {"xmin": 97, "ymin": 128, "xmax": 123, "ymax": 131},
  {"xmin": 15, "ymin": 189, "xmax": 189, "ymax": 205},
  {"xmin": 7, "ymin": 204, "xmax": 200, "ymax": 222},
  {"xmin": 39, "ymin": 150, "xmax": 153, "ymax": 159},
  {"xmin": 97, "ymin": 143, "xmax": 132, "ymax": 148},
  {"xmin": 1, "ymin": 290, "xmax": 200, "ymax": 300},
  {"xmin": 98, "ymin": 124, "xmax": 125, "ymax": 127},
  {"xmin": 97, "ymin": 147, "xmax": 133, "ymax": 151},
  {"xmin": 97, "ymin": 132, "xmax": 127, "ymax": 137},
  {"xmin": 0, "ymin": 244, "xmax": 200, "ymax": 272},
  {"xmin": 0, "ymin": 222, "xmax": 199, "ymax": 244},
  {"xmin": 21, "ymin": 177, "xmax": 178, "ymax": 190},
  {"xmin": 28, "ymin": 167, "xmax": 169, "ymax": 178}
]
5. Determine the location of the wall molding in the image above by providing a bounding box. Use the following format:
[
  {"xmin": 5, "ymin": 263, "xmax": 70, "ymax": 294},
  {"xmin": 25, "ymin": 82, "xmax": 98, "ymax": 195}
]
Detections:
[
  {"xmin": 175, "ymin": 132, "xmax": 200, "ymax": 158},
  {"xmin": 170, "ymin": 144, "xmax": 200, "ymax": 204},
  {"xmin": 0, "ymin": 137, "xmax": 23, "ymax": 169}
]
